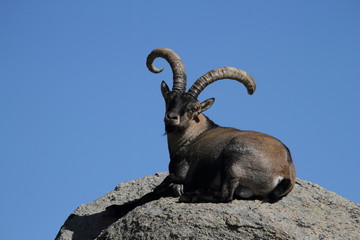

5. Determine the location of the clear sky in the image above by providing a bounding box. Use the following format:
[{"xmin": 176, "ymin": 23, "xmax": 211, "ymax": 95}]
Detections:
[{"xmin": 1, "ymin": 1, "xmax": 359, "ymax": 239}]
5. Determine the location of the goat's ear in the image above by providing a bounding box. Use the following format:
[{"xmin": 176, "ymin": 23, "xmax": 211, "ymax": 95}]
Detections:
[
  {"xmin": 200, "ymin": 98, "xmax": 215, "ymax": 113},
  {"xmin": 161, "ymin": 81, "xmax": 170, "ymax": 99}
]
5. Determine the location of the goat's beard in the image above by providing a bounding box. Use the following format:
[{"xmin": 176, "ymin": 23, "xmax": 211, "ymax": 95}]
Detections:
[
  {"xmin": 165, "ymin": 123, "xmax": 187, "ymax": 134},
  {"xmin": 165, "ymin": 124, "xmax": 177, "ymax": 134}
]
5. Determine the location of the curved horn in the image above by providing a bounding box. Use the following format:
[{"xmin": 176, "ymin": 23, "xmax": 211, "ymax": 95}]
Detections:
[
  {"xmin": 146, "ymin": 48, "xmax": 187, "ymax": 92},
  {"xmin": 187, "ymin": 67, "xmax": 256, "ymax": 98}
]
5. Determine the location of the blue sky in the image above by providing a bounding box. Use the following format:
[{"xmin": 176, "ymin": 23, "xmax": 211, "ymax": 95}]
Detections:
[{"xmin": 1, "ymin": 1, "xmax": 359, "ymax": 239}]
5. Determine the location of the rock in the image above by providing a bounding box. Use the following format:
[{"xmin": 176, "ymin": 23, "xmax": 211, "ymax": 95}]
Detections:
[{"xmin": 56, "ymin": 172, "xmax": 360, "ymax": 240}]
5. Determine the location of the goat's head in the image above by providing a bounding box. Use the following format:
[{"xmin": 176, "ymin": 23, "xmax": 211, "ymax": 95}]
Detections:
[
  {"xmin": 147, "ymin": 48, "xmax": 256, "ymax": 133},
  {"xmin": 160, "ymin": 82, "xmax": 215, "ymax": 132}
]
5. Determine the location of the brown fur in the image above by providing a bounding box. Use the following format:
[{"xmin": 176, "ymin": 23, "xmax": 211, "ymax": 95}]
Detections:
[{"xmin": 147, "ymin": 48, "xmax": 296, "ymax": 203}]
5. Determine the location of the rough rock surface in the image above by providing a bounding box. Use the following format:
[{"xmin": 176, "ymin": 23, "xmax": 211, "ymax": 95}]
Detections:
[{"xmin": 56, "ymin": 172, "xmax": 359, "ymax": 240}]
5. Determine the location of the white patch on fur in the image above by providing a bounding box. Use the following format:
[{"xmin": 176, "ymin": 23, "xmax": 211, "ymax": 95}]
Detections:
[
  {"xmin": 235, "ymin": 187, "xmax": 254, "ymax": 199},
  {"xmin": 273, "ymin": 176, "xmax": 284, "ymax": 189}
]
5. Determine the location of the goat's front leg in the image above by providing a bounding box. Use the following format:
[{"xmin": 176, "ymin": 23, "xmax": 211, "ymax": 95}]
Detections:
[
  {"xmin": 155, "ymin": 156, "xmax": 189, "ymax": 196},
  {"xmin": 154, "ymin": 173, "xmax": 185, "ymax": 196}
]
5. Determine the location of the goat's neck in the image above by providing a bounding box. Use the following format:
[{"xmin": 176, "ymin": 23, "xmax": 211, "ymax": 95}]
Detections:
[{"xmin": 166, "ymin": 114, "xmax": 212, "ymax": 156}]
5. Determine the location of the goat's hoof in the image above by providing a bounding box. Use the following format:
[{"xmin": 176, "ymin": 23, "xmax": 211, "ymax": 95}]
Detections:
[{"xmin": 172, "ymin": 184, "xmax": 184, "ymax": 197}]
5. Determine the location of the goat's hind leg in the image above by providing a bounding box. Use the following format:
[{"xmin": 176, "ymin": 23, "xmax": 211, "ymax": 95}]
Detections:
[
  {"xmin": 178, "ymin": 172, "xmax": 239, "ymax": 203},
  {"xmin": 179, "ymin": 189, "xmax": 219, "ymax": 203},
  {"xmin": 217, "ymin": 177, "xmax": 239, "ymax": 202},
  {"xmin": 178, "ymin": 186, "xmax": 235, "ymax": 203},
  {"xmin": 179, "ymin": 178, "xmax": 239, "ymax": 203}
]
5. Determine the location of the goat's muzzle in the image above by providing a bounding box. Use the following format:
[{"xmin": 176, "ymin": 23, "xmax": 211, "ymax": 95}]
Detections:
[{"xmin": 164, "ymin": 112, "xmax": 180, "ymax": 126}]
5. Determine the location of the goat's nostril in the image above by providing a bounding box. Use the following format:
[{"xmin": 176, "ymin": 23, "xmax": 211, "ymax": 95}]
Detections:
[{"xmin": 165, "ymin": 113, "xmax": 179, "ymax": 122}]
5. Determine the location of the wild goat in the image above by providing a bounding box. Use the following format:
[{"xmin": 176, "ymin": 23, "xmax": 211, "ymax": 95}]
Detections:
[
  {"xmin": 148, "ymin": 48, "xmax": 296, "ymax": 203},
  {"xmin": 107, "ymin": 48, "xmax": 295, "ymax": 217}
]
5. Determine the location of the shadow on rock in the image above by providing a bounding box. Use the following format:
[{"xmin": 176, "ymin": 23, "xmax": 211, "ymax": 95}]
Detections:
[
  {"xmin": 105, "ymin": 189, "xmax": 174, "ymax": 218},
  {"xmin": 56, "ymin": 189, "xmax": 174, "ymax": 240},
  {"xmin": 55, "ymin": 211, "xmax": 118, "ymax": 240}
]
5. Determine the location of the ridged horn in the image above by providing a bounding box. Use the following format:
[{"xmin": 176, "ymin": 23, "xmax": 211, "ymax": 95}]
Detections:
[
  {"xmin": 146, "ymin": 48, "xmax": 187, "ymax": 92},
  {"xmin": 187, "ymin": 67, "xmax": 256, "ymax": 98}
]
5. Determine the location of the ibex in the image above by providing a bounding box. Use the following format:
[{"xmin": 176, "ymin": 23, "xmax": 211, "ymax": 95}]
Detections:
[
  {"xmin": 107, "ymin": 48, "xmax": 295, "ymax": 217},
  {"xmin": 148, "ymin": 48, "xmax": 296, "ymax": 203}
]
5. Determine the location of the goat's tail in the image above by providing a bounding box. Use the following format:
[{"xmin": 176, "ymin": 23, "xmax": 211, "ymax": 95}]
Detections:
[
  {"xmin": 266, "ymin": 144, "xmax": 296, "ymax": 203},
  {"xmin": 267, "ymin": 178, "xmax": 293, "ymax": 203}
]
